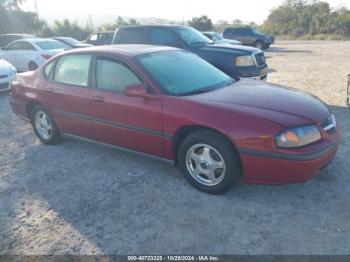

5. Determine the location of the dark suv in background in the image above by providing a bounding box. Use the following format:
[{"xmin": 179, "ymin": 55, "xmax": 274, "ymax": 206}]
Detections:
[
  {"xmin": 112, "ymin": 25, "xmax": 268, "ymax": 80},
  {"xmin": 223, "ymin": 27, "xmax": 274, "ymax": 49}
]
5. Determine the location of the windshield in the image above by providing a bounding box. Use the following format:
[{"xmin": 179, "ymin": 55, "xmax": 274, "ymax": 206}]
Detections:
[
  {"xmin": 36, "ymin": 40, "xmax": 70, "ymax": 50},
  {"xmin": 137, "ymin": 51, "xmax": 233, "ymax": 96},
  {"xmin": 212, "ymin": 33, "xmax": 224, "ymax": 40},
  {"xmin": 174, "ymin": 27, "xmax": 214, "ymax": 46}
]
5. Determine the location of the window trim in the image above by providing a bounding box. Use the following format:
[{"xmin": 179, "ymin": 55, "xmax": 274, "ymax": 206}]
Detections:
[{"xmin": 92, "ymin": 54, "xmax": 149, "ymax": 95}]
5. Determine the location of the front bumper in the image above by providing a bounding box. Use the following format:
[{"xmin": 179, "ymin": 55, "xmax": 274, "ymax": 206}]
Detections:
[
  {"xmin": 0, "ymin": 81, "xmax": 10, "ymax": 92},
  {"xmin": 238, "ymin": 125, "xmax": 341, "ymax": 184},
  {"xmin": 240, "ymin": 143, "xmax": 339, "ymax": 184},
  {"xmin": 229, "ymin": 64, "xmax": 268, "ymax": 80}
]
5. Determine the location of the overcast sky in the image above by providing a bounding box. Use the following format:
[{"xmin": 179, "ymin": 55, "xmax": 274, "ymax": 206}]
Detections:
[{"xmin": 21, "ymin": 0, "xmax": 350, "ymax": 24}]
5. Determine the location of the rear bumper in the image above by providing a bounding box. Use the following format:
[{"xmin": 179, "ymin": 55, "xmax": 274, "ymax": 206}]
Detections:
[
  {"xmin": 239, "ymin": 142, "xmax": 340, "ymax": 184},
  {"xmin": 9, "ymin": 95, "xmax": 30, "ymax": 121}
]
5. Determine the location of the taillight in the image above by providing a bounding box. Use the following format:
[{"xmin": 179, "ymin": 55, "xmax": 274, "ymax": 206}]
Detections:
[{"xmin": 41, "ymin": 54, "xmax": 52, "ymax": 60}]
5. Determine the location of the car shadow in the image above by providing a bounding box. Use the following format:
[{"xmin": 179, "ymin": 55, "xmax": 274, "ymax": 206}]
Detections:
[{"xmin": 1, "ymin": 105, "xmax": 350, "ymax": 254}]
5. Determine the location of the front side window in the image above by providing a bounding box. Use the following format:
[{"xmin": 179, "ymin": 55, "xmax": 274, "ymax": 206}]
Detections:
[
  {"xmin": 5, "ymin": 41, "xmax": 22, "ymax": 50},
  {"xmin": 89, "ymin": 34, "xmax": 98, "ymax": 41},
  {"xmin": 96, "ymin": 57, "xmax": 141, "ymax": 94},
  {"xmin": 54, "ymin": 55, "xmax": 91, "ymax": 87},
  {"xmin": 137, "ymin": 51, "xmax": 233, "ymax": 96}
]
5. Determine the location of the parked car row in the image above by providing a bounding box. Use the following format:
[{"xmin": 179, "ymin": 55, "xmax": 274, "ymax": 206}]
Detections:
[{"xmin": 112, "ymin": 25, "xmax": 268, "ymax": 80}]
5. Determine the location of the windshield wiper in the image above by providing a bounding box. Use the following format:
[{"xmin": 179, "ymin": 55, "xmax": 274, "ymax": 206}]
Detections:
[{"xmin": 182, "ymin": 87, "xmax": 216, "ymax": 96}]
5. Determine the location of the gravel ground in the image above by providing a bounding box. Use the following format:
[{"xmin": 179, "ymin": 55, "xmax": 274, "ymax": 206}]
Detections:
[{"xmin": 0, "ymin": 40, "xmax": 350, "ymax": 255}]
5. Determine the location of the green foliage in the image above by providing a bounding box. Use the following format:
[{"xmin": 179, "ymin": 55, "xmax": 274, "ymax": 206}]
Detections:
[
  {"xmin": 0, "ymin": 0, "xmax": 24, "ymax": 10},
  {"xmin": 97, "ymin": 16, "xmax": 139, "ymax": 32},
  {"xmin": 48, "ymin": 19, "xmax": 91, "ymax": 40},
  {"xmin": 1, "ymin": 0, "xmax": 349, "ymax": 41},
  {"xmin": 188, "ymin": 15, "xmax": 213, "ymax": 31},
  {"xmin": 261, "ymin": 0, "xmax": 350, "ymax": 38}
]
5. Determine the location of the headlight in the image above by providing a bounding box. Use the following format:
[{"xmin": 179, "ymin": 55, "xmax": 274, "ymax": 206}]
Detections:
[
  {"xmin": 275, "ymin": 125, "xmax": 321, "ymax": 148},
  {"xmin": 235, "ymin": 55, "xmax": 255, "ymax": 66}
]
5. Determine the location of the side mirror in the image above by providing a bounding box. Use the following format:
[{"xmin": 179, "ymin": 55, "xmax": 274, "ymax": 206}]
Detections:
[{"xmin": 124, "ymin": 83, "xmax": 150, "ymax": 98}]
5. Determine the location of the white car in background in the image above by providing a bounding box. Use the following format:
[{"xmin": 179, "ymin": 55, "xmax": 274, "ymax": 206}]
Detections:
[
  {"xmin": 0, "ymin": 38, "xmax": 70, "ymax": 72},
  {"xmin": 0, "ymin": 58, "xmax": 16, "ymax": 92}
]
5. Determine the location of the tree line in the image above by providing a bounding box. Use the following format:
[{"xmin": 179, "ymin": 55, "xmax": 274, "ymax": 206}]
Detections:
[{"xmin": 0, "ymin": 0, "xmax": 349, "ymax": 40}]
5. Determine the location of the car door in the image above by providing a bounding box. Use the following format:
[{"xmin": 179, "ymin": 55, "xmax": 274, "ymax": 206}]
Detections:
[
  {"xmin": 42, "ymin": 54, "xmax": 94, "ymax": 139},
  {"xmin": 2, "ymin": 41, "xmax": 21, "ymax": 70},
  {"xmin": 90, "ymin": 55, "xmax": 164, "ymax": 157}
]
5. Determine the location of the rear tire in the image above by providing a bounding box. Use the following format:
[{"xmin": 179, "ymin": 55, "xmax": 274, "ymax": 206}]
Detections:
[
  {"xmin": 28, "ymin": 61, "xmax": 38, "ymax": 71},
  {"xmin": 177, "ymin": 129, "xmax": 242, "ymax": 194},
  {"xmin": 30, "ymin": 105, "xmax": 61, "ymax": 144}
]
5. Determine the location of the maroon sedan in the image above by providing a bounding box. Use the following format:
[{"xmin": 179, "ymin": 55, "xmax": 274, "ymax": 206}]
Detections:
[{"xmin": 10, "ymin": 45, "xmax": 340, "ymax": 194}]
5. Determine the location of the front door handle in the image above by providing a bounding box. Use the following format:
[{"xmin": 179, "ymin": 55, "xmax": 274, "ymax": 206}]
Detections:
[{"xmin": 92, "ymin": 96, "xmax": 104, "ymax": 103}]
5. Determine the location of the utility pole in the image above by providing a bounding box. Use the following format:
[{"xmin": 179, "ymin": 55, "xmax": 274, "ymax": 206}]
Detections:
[{"xmin": 34, "ymin": 0, "xmax": 38, "ymax": 17}]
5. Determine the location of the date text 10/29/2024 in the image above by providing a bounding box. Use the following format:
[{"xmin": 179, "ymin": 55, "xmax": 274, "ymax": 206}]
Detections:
[{"xmin": 128, "ymin": 256, "xmax": 220, "ymax": 261}]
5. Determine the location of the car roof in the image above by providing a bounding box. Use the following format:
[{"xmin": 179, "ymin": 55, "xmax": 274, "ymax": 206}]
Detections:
[
  {"xmin": 52, "ymin": 36, "xmax": 74, "ymax": 39},
  {"xmin": 0, "ymin": 33, "xmax": 35, "ymax": 37},
  {"xmin": 118, "ymin": 25, "xmax": 188, "ymax": 30},
  {"xmin": 17, "ymin": 38, "xmax": 58, "ymax": 43},
  {"xmin": 62, "ymin": 44, "xmax": 180, "ymax": 58}
]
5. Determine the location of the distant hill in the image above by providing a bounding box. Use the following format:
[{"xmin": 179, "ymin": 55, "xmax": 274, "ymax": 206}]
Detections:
[{"xmin": 40, "ymin": 13, "xmax": 183, "ymax": 27}]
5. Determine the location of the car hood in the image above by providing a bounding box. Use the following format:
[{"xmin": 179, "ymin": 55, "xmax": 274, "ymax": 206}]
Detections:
[
  {"xmin": 216, "ymin": 39, "xmax": 242, "ymax": 45},
  {"xmin": 185, "ymin": 79, "xmax": 330, "ymax": 127},
  {"xmin": 0, "ymin": 59, "xmax": 16, "ymax": 74},
  {"xmin": 196, "ymin": 43, "xmax": 260, "ymax": 55},
  {"xmin": 73, "ymin": 43, "xmax": 93, "ymax": 48}
]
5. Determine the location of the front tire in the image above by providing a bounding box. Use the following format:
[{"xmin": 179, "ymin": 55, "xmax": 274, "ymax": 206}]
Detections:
[
  {"xmin": 31, "ymin": 105, "xmax": 61, "ymax": 144},
  {"xmin": 177, "ymin": 130, "xmax": 242, "ymax": 194},
  {"xmin": 255, "ymin": 41, "xmax": 264, "ymax": 49}
]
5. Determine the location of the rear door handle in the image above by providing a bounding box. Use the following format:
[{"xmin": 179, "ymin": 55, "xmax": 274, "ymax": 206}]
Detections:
[
  {"xmin": 44, "ymin": 88, "xmax": 53, "ymax": 94},
  {"xmin": 92, "ymin": 96, "xmax": 104, "ymax": 103}
]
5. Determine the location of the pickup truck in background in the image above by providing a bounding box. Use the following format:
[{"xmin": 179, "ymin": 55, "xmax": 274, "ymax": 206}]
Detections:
[{"xmin": 112, "ymin": 25, "xmax": 268, "ymax": 80}]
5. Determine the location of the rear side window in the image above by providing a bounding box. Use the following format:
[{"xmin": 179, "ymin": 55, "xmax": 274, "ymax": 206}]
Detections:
[
  {"xmin": 54, "ymin": 55, "xmax": 92, "ymax": 87},
  {"xmin": 119, "ymin": 28, "xmax": 148, "ymax": 44},
  {"xmin": 96, "ymin": 57, "xmax": 141, "ymax": 94}
]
